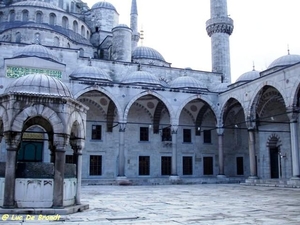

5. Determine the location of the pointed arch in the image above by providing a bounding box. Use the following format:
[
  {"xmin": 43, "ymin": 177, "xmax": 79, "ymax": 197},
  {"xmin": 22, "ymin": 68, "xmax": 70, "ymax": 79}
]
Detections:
[
  {"xmin": 67, "ymin": 110, "xmax": 86, "ymax": 139},
  {"xmin": 266, "ymin": 133, "xmax": 282, "ymax": 147},
  {"xmin": 124, "ymin": 91, "xmax": 174, "ymax": 123},
  {"xmin": 11, "ymin": 105, "xmax": 64, "ymax": 134}
]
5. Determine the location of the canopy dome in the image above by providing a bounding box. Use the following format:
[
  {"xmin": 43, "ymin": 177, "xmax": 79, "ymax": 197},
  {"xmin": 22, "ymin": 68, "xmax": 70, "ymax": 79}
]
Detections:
[
  {"xmin": 13, "ymin": 44, "xmax": 59, "ymax": 62},
  {"xmin": 4, "ymin": 74, "xmax": 72, "ymax": 97},
  {"xmin": 170, "ymin": 76, "xmax": 206, "ymax": 89},
  {"xmin": 132, "ymin": 46, "xmax": 165, "ymax": 62},
  {"xmin": 121, "ymin": 71, "xmax": 161, "ymax": 86},
  {"xmin": 268, "ymin": 54, "xmax": 300, "ymax": 69},
  {"xmin": 91, "ymin": 1, "xmax": 116, "ymax": 11},
  {"xmin": 69, "ymin": 66, "xmax": 112, "ymax": 82},
  {"xmin": 236, "ymin": 70, "xmax": 260, "ymax": 83}
]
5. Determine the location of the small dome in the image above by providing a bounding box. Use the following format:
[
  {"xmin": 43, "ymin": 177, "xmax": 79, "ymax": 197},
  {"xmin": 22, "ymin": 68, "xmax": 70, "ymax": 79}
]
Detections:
[
  {"xmin": 209, "ymin": 83, "xmax": 230, "ymax": 92},
  {"xmin": 4, "ymin": 74, "xmax": 72, "ymax": 97},
  {"xmin": 69, "ymin": 66, "xmax": 112, "ymax": 82},
  {"xmin": 13, "ymin": 44, "xmax": 59, "ymax": 62},
  {"xmin": 132, "ymin": 46, "xmax": 165, "ymax": 62},
  {"xmin": 91, "ymin": 1, "xmax": 116, "ymax": 11},
  {"xmin": 122, "ymin": 71, "xmax": 161, "ymax": 86},
  {"xmin": 170, "ymin": 76, "xmax": 206, "ymax": 89},
  {"xmin": 12, "ymin": 1, "xmax": 64, "ymax": 11},
  {"xmin": 268, "ymin": 54, "xmax": 300, "ymax": 69},
  {"xmin": 236, "ymin": 70, "xmax": 260, "ymax": 82}
]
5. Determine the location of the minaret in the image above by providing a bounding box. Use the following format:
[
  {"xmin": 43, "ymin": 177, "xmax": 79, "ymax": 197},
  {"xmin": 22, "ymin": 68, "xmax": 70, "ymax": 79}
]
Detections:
[
  {"xmin": 206, "ymin": 0, "xmax": 234, "ymax": 83},
  {"xmin": 130, "ymin": 0, "xmax": 140, "ymax": 50}
]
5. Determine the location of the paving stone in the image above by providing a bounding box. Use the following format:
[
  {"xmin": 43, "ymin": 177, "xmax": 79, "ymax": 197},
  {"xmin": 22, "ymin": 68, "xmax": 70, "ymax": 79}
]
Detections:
[{"xmin": 1, "ymin": 184, "xmax": 300, "ymax": 224}]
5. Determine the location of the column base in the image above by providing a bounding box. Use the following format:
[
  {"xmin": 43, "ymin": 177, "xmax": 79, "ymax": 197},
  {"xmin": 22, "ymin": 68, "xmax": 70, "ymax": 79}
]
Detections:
[
  {"xmin": 116, "ymin": 176, "xmax": 132, "ymax": 185},
  {"xmin": 169, "ymin": 175, "xmax": 181, "ymax": 184},
  {"xmin": 290, "ymin": 176, "xmax": 300, "ymax": 180},
  {"xmin": 217, "ymin": 174, "xmax": 227, "ymax": 179}
]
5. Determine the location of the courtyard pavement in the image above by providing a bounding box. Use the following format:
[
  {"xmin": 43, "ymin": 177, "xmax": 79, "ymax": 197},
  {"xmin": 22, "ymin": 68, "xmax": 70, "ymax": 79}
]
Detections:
[{"xmin": 1, "ymin": 184, "xmax": 300, "ymax": 224}]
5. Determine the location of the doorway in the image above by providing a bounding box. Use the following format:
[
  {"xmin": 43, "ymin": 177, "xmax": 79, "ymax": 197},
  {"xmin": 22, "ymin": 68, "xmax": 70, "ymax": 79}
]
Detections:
[{"xmin": 269, "ymin": 147, "xmax": 279, "ymax": 178}]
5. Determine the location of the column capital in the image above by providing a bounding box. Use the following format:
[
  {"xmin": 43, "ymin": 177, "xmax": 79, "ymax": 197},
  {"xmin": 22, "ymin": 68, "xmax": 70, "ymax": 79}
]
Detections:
[
  {"xmin": 4, "ymin": 131, "xmax": 22, "ymax": 150},
  {"xmin": 171, "ymin": 125, "xmax": 178, "ymax": 134},
  {"xmin": 53, "ymin": 133, "xmax": 69, "ymax": 151},
  {"xmin": 119, "ymin": 123, "xmax": 126, "ymax": 132},
  {"xmin": 286, "ymin": 106, "xmax": 299, "ymax": 122},
  {"xmin": 216, "ymin": 127, "xmax": 224, "ymax": 135},
  {"xmin": 70, "ymin": 138, "xmax": 84, "ymax": 152}
]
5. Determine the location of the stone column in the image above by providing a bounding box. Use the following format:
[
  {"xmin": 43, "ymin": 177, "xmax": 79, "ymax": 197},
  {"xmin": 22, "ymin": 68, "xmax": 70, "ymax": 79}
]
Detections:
[
  {"xmin": 71, "ymin": 140, "xmax": 84, "ymax": 205},
  {"xmin": 3, "ymin": 131, "xmax": 21, "ymax": 208},
  {"xmin": 118, "ymin": 123, "xmax": 126, "ymax": 177},
  {"xmin": 289, "ymin": 116, "xmax": 300, "ymax": 179},
  {"xmin": 53, "ymin": 136, "xmax": 67, "ymax": 208},
  {"xmin": 248, "ymin": 128, "xmax": 257, "ymax": 178},
  {"xmin": 217, "ymin": 128, "xmax": 225, "ymax": 178},
  {"xmin": 169, "ymin": 125, "xmax": 180, "ymax": 183}
]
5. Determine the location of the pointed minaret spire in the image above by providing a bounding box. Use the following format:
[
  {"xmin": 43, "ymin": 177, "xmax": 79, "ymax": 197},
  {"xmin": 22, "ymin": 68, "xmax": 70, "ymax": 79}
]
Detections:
[
  {"xmin": 130, "ymin": 0, "xmax": 140, "ymax": 50},
  {"xmin": 206, "ymin": 0, "xmax": 234, "ymax": 83}
]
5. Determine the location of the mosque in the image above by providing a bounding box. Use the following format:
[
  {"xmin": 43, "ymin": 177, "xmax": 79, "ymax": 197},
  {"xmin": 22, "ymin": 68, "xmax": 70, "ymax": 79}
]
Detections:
[{"xmin": 0, "ymin": 0, "xmax": 300, "ymax": 210}]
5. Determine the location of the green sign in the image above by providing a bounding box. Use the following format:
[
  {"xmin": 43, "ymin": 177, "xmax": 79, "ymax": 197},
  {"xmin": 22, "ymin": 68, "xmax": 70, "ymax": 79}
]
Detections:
[{"xmin": 6, "ymin": 66, "xmax": 62, "ymax": 79}]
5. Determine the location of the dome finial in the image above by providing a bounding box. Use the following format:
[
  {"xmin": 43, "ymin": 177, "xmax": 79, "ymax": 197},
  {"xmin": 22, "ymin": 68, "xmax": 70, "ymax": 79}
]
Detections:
[
  {"xmin": 252, "ymin": 61, "xmax": 255, "ymax": 71},
  {"xmin": 287, "ymin": 44, "xmax": 290, "ymax": 55}
]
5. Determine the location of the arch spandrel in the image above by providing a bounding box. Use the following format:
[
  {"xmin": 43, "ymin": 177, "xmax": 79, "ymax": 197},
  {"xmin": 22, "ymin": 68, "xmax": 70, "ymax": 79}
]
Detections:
[
  {"xmin": 74, "ymin": 86, "xmax": 123, "ymax": 122},
  {"xmin": 67, "ymin": 111, "xmax": 86, "ymax": 140},
  {"xmin": 219, "ymin": 97, "xmax": 245, "ymax": 128},
  {"xmin": 124, "ymin": 91, "xmax": 175, "ymax": 124},
  {"xmin": 174, "ymin": 95, "xmax": 218, "ymax": 126},
  {"xmin": 0, "ymin": 105, "xmax": 9, "ymax": 131},
  {"xmin": 247, "ymin": 82, "xmax": 288, "ymax": 120}
]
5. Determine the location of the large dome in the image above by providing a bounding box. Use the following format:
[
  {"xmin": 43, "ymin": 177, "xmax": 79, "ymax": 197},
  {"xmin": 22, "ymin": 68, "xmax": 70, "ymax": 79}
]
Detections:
[
  {"xmin": 236, "ymin": 70, "xmax": 260, "ymax": 83},
  {"xmin": 12, "ymin": 1, "xmax": 64, "ymax": 11},
  {"xmin": 121, "ymin": 71, "xmax": 162, "ymax": 86},
  {"xmin": 132, "ymin": 46, "xmax": 165, "ymax": 62},
  {"xmin": 268, "ymin": 54, "xmax": 300, "ymax": 69},
  {"xmin": 4, "ymin": 74, "xmax": 72, "ymax": 97},
  {"xmin": 13, "ymin": 44, "xmax": 59, "ymax": 62},
  {"xmin": 170, "ymin": 76, "xmax": 206, "ymax": 89},
  {"xmin": 70, "ymin": 66, "xmax": 112, "ymax": 82},
  {"xmin": 91, "ymin": 1, "xmax": 117, "ymax": 11}
]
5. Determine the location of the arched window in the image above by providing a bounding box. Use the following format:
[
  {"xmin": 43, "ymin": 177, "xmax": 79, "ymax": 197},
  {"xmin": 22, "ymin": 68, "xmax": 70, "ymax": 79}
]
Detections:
[
  {"xmin": 49, "ymin": 13, "xmax": 56, "ymax": 25},
  {"xmin": 87, "ymin": 30, "xmax": 90, "ymax": 39},
  {"xmin": 0, "ymin": 12, "xmax": 3, "ymax": 23},
  {"xmin": 67, "ymin": 42, "xmax": 71, "ymax": 48},
  {"xmin": 36, "ymin": 11, "xmax": 43, "ymax": 23},
  {"xmin": 34, "ymin": 33, "xmax": 41, "ymax": 44},
  {"xmin": 79, "ymin": 48, "xmax": 84, "ymax": 57},
  {"xmin": 54, "ymin": 36, "xmax": 59, "ymax": 46},
  {"xmin": 9, "ymin": 10, "xmax": 15, "ymax": 22},
  {"xmin": 15, "ymin": 32, "xmax": 21, "ymax": 43},
  {"xmin": 62, "ymin": 16, "xmax": 68, "ymax": 29},
  {"xmin": 22, "ymin": 10, "xmax": 29, "ymax": 22},
  {"xmin": 81, "ymin": 25, "xmax": 85, "ymax": 37},
  {"xmin": 73, "ymin": 20, "xmax": 78, "ymax": 33}
]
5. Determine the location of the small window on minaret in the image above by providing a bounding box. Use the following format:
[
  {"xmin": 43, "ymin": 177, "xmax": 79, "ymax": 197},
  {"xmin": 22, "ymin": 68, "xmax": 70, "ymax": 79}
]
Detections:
[{"xmin": 95, "ymin": 27, "xmax": 99, "ymax": 32}]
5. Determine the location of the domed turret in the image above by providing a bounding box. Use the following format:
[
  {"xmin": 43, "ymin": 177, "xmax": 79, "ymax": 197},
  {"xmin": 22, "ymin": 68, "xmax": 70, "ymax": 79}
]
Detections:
[
  {"xmin": 90, "ymin": 1, "xmax": 119, "ymax": 33},
  {"xmin": 4, "ymin": 74, "xmax": 72, "ymax": 97},
  {"xmin": 112, "ymin": 24, "xmax": 132, "ymax": 62}
]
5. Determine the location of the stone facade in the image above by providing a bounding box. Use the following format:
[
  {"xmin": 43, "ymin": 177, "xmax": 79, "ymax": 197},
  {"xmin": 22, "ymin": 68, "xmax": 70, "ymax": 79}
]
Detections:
[{"xmin": 0, "ymin": 0, "xmax": 299, "ymax": 188}]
